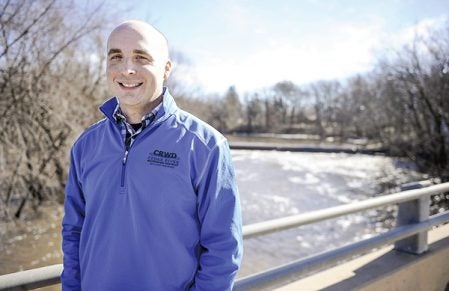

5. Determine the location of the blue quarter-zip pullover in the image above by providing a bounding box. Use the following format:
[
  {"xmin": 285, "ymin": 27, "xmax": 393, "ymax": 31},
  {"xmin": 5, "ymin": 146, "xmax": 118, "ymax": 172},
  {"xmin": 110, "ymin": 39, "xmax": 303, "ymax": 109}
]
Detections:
[{"xmin": 61, "ymin": 91, "xmax": 243, "ymax": 290}]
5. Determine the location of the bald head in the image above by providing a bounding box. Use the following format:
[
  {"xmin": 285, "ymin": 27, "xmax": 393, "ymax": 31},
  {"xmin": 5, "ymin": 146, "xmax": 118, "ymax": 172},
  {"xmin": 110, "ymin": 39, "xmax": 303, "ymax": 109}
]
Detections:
[
  {"xmin": 106, "ymin": 20, "xmax": 173, "ymax": 119},
  {"xmin": 108, "ymin": 20, "xmax": 170, "ymax": 60}
]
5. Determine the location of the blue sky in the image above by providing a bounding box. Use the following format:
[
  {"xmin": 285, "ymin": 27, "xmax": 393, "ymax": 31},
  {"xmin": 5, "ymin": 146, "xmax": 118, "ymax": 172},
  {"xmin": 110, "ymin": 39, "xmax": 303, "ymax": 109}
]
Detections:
[{"xmin": 107, "ymin": 0, "xmax": 449, "ymax": 94}]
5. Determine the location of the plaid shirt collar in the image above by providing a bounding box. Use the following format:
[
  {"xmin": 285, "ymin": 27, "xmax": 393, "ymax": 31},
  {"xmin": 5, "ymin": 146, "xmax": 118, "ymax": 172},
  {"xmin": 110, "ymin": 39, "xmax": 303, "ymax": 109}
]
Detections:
[
  {"xmin": 112, "ymin": 98, "xmax": 163, "ymax": 150},
  {"xmin": 112, "ymin": 103, "xmax": 160, "ymax": 129}
]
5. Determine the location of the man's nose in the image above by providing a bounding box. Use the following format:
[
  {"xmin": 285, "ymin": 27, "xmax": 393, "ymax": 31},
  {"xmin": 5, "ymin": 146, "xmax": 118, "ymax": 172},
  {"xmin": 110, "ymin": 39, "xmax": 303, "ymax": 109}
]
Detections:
[{"xmin": 122, "ymin": 58, "xmax": 136, "ymax": 75}]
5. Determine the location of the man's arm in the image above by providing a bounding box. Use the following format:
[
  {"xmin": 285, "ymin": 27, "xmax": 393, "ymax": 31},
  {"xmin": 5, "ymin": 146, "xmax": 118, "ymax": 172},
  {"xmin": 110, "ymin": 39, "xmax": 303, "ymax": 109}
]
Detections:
[
  {"xmin": 61, "ymin": 149, "xmax": 85, "ymax": 291},
  {"xmin": 192, "ymin": 140, "xmax": 243, "ymax": 291}
]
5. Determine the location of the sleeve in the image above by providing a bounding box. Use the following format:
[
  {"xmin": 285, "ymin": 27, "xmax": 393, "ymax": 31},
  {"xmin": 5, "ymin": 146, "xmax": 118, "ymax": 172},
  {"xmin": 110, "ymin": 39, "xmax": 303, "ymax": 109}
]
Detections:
[
  {"xmin": 191, "ymin": 140, "xmax": 243, "ymax": 291},
  {"xmin": 61, "ymin": 147, "xmax": 85, "ymax": 291}
]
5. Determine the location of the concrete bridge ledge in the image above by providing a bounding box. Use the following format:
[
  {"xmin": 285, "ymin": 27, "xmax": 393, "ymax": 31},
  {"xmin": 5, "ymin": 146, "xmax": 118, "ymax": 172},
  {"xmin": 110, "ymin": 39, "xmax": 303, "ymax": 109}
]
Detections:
[{"xmin": 276, "ymin": 223, "xmax": 449, "ymax": 291}]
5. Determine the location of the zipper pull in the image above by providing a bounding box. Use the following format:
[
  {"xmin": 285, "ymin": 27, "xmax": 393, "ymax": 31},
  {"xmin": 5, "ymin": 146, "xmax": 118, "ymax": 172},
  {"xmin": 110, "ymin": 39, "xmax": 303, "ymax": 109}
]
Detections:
[{"xmin": 123, "ymin": 150, "xmax": 129, "ymax": 165}]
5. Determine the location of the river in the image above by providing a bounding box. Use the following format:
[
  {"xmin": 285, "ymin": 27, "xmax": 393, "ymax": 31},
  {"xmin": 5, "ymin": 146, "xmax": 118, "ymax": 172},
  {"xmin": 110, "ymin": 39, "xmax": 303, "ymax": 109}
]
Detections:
[{"xmin": 0, "ymin": 150, "xmax": 424, "ymax": 285}]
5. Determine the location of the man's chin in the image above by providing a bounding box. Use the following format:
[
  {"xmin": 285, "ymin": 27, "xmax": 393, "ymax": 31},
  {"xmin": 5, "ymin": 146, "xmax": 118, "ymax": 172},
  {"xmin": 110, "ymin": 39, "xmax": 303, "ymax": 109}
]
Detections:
[{"xmin": 116, "ymin": 95, "xmax": 143, "ymax": 106}]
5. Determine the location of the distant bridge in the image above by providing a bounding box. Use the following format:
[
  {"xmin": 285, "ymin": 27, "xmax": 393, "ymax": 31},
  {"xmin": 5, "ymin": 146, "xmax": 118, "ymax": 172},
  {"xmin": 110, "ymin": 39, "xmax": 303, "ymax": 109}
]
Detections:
[{"xmin": 1, "ymin": 181, "xmax": 449, "ymax": 290}]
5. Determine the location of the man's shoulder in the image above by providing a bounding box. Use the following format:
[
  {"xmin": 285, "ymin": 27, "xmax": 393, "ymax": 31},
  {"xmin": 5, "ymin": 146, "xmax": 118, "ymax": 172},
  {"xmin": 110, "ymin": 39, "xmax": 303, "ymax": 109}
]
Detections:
[
  {"xmin": 72, "ymin": 118, "xmax": 108, "ymax": 149},
  {"xmin": 173, "ymin": 109, "xmax": 227, "ymax": 150}
]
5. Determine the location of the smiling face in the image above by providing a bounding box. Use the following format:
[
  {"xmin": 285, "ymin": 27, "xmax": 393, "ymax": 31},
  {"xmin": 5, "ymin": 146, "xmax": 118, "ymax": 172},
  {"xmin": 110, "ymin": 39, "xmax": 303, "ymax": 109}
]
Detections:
[{"xmin": 106, "ymin": 21, "xmax": 172, "ymax": 115}]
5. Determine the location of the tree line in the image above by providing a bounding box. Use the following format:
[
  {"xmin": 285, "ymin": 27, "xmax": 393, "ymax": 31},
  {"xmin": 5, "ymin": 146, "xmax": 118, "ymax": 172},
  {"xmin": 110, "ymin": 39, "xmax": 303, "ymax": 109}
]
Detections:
[
  {"xmin": 0, "ymin": 0, "xmax": 448, "ymax": 219},
  {"xmin": 175, "ymin": 24, "xmax": 449, "ymax": 185}
]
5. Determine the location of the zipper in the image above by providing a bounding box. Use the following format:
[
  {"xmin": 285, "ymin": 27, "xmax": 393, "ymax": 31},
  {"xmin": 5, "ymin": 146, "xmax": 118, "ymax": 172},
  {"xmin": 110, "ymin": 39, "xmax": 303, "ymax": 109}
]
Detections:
[
  {"xmin": 117, "ymin": 113, "xmax": 161, "ymax": 190},
  {"xmin": 121, "ymin": 149, "xmax": 129, "ymax": 187}
]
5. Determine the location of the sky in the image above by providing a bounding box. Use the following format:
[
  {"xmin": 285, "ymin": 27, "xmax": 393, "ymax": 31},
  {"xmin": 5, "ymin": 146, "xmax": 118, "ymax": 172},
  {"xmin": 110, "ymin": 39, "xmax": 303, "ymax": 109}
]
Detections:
[{"xmin": 107, "ymin": 0, "xmax": 449, "ymax": 95}]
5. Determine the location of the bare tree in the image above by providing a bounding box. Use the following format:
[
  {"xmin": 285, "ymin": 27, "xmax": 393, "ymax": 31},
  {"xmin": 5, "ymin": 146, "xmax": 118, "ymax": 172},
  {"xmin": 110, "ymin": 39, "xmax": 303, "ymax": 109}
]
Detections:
[
  {"xmin": 244, "ymin": 93, "xmax": 263, "ymax": 132},
  {"xmin": 222, "ymin": 86, "xmax": 243, "ymax": 132},
  {"xmin": 273, "ymin": 81, "xmax": 302, "ymax": 127},
  {"xmin": 308, "ymin": 80, "xmax": 341, "ymax": 140},
  {"xmin": 0, "ymin": 0, "xmax": 109, "ymax": 219}
]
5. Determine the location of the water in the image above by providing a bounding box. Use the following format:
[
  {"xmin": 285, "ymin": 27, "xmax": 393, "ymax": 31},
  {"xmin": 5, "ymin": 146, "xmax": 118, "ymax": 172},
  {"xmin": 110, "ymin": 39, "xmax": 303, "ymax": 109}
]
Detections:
[
  {"xmin": 0, "ymin": 203, "xmax": 63, "ymax": 275},
  {"xmin": 0, "ymin": 150, "xmax": 423, "ymax": 283},
  {"xmin": 232, "ymin": 150, "xmax": 420, "ymax": 277}
]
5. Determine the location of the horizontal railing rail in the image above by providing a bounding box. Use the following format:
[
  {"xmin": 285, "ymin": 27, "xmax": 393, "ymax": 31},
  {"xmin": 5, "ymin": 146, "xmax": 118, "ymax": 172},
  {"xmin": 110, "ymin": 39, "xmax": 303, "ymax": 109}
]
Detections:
[
  {"xmin": 0, "ymin": 264, "xmax": 62, "ymax": 290},
  {"xmin": 1, "ymin": 181, "xmax": 449, "ymax": 291},
  {"xmin": 243, "ymin": 180, "xmax": 445, "ymax": 239}
]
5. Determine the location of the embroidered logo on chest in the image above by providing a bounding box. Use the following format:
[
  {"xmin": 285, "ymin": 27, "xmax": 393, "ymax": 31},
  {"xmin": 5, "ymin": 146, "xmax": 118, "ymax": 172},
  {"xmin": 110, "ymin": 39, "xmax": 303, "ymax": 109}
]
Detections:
[{"xmin": 147, "ymin": 149, "xmax": 180, "ymax": 168}]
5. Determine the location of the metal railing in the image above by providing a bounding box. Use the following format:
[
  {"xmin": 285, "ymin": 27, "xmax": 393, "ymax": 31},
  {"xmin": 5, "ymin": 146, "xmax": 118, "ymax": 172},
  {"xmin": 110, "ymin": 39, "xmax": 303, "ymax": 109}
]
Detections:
[
  {"xmin": 0, "ymin": 265, "xmax": 62, "ymax": 291},
  {"xmin": 235, "ymin": 181, "xmax": 449, "ymax": 290},
  {"xmin": 1, "ymin": 181, "xmax": 449, "ymax": 290}
]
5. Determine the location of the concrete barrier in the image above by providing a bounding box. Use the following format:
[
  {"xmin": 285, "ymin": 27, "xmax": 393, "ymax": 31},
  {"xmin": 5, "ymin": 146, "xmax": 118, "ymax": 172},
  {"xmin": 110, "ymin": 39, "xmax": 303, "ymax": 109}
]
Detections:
[{"xmin": 276, "ymin": 223, "xmax": 449, "ymax": 291}]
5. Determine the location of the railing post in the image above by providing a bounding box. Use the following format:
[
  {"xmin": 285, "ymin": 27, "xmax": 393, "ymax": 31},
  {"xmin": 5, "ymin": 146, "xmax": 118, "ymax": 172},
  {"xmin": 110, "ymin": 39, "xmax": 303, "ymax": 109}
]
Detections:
[{"xmin": 394, "ymin": 181, "xmax": 431, "ymax": 254}]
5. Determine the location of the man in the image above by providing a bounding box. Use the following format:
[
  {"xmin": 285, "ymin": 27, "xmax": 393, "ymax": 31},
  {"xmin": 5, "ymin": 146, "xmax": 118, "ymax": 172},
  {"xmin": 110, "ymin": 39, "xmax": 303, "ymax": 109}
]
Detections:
[{"xmin": 61, "ymin": 20, "xmax": 243, "ymax": 291}]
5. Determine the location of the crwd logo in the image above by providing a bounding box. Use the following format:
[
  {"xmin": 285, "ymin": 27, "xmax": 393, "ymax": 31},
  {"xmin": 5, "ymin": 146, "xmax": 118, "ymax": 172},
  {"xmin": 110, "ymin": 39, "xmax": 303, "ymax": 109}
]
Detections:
[{"xmin": 152, "ymin": 150, "xmax": 178, "ymax": 159}]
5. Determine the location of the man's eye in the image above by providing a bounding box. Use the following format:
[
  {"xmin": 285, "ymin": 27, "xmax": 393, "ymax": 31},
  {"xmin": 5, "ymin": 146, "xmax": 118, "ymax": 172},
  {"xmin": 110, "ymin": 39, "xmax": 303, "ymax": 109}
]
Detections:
[
  {"xmin": 110, "ymin": 55, "xmax": 122, "ymax": 60},
  {"xmin": 136, "ymin": 55, "xmax": 150, "ymax": 61}
]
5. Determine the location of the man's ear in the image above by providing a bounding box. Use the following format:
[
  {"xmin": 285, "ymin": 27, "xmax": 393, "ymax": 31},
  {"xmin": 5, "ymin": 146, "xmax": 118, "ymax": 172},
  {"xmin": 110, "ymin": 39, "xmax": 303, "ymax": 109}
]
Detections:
[{"xmin": 164, "ymin": 60, "xmax": 173, "ymax": 81}]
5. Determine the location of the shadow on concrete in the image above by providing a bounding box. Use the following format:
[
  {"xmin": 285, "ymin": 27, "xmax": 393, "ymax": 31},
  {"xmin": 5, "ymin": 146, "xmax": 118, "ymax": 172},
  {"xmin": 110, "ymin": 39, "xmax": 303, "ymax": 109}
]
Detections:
[{"xmin": 322, "ymin": 234, "xmax": 449, "ymax": 291}]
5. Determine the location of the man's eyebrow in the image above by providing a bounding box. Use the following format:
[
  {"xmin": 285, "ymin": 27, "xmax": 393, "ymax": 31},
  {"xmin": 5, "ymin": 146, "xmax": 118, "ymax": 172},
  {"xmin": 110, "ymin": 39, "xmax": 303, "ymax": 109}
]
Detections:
[{"xmin": 108, "ymin": 49, "xmax": 121, "ymax": 55}]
